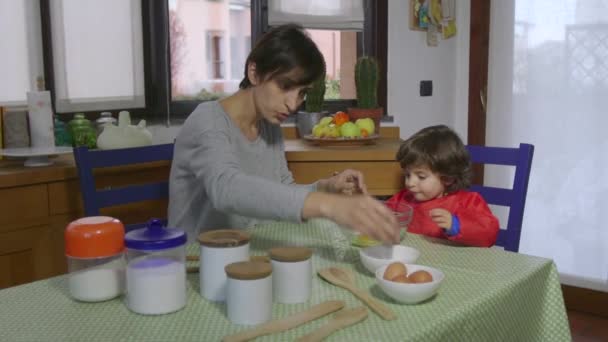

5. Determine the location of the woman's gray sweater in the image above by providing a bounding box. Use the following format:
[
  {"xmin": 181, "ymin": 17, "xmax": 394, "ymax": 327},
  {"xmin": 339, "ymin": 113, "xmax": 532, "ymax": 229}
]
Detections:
[{"xmin": 168, "ymin": 101, "xmax": 315, "ymax": 239}]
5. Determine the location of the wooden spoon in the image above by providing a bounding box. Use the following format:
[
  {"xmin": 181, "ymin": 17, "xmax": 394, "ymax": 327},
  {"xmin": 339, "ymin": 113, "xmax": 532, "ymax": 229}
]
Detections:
[
  {"xmin": 222, "ymin": 300, "xmax": 345, "ymax": 342},
  {"xmin": 318, "ymin": 267, "xmax": 396, "ymax": 321},
  {"xmin": 296, "ymin": 307, "xmax": 368, "ymax": 342}
]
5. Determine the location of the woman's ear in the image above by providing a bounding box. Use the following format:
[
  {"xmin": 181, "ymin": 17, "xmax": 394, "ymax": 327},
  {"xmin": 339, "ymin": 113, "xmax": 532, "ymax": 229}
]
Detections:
[{"xmin": 247, "ymin": 62, "xmax": 259, "ymax": 86}]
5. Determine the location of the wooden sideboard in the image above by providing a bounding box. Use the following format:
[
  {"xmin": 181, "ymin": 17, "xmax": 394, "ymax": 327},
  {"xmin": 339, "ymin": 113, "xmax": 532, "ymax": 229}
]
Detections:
[{"xmin": 0, "ymin": 126, "xmax": 401, "ymax": 288}]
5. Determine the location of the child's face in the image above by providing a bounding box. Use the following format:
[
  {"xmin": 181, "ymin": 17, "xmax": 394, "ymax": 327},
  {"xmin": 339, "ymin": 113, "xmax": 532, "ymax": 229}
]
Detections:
[{"xmin": 404, "ymin": 165, "xmax": 446, "ymax": 202}]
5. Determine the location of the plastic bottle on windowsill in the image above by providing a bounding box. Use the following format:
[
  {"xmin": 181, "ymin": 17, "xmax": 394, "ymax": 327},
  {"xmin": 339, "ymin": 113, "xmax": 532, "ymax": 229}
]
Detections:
[{"xmin": 96, "ymin": 111, "xmax": 152, "ymax": 149}]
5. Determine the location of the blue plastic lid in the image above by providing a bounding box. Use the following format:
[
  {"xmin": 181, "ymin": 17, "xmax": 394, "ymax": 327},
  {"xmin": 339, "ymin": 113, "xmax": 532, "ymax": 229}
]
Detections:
[{"xmin": 124, "ymin": 219, "xmax": 187, "ymax": 251}]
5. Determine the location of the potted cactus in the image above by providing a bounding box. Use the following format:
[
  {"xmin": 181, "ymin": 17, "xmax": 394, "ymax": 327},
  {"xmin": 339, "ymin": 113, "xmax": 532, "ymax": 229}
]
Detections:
[
  {"xmin": 296, "ymin": 75, "xmax": 328, "ymax": 137},
  {"xmin": 348, "ymin": 56, "xmax": 384, "ymax": 129}
]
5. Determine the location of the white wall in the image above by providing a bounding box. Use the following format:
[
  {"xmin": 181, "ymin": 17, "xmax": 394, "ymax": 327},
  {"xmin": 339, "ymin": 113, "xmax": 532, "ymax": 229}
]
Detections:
[{"xmin": 387, "ymin": 0, "xmax": 470, "ymax": 140}]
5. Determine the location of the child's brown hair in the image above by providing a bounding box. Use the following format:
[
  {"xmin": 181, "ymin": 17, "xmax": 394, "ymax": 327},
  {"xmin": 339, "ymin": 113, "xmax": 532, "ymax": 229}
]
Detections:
[{"xmin": 396, "ymin": 125, "xmax": 472, "ymax": 193}]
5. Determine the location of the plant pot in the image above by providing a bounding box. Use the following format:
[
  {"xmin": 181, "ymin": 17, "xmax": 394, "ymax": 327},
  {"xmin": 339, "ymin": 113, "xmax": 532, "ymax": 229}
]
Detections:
[
  {"xmin": 295, "ymin": 111, "xmax": 329, "ymax": 138},
  {"xmin": 347, "ymin": 107, "xmax": 384, "ymax": 131}
]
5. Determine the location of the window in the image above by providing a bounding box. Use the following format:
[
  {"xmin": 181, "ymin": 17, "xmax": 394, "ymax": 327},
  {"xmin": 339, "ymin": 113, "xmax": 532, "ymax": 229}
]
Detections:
[
  {"xmin": 169, "ymin": 0, "xmax": 250, "ymax": 102},
  {"xmin": 0, "ymin": 0, "xmax": 44, "ymax": 106},
  {"xmin": 48, "ymin": 0, "xmax": 145, "ymax": 113},
  {"xmin": 306, "ymin": 29, "xmax": 357, "ymax": 100},
  {"xmin": 208, "ymin": 32, "xmax": 224, "ymax": 79},
  {"xmin": 167, "ymin": 0, "xmax": 387, "ymax": 117},
  {"xmin": 0, "ymin": 0, "xmax": 385, "ymax": 119}
]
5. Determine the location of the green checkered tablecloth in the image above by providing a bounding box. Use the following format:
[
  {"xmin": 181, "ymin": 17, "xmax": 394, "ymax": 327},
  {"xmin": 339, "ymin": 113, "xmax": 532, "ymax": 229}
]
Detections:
[{"xmin": 0, "ymin": 219, "xmax": 571, "ymax": 341}]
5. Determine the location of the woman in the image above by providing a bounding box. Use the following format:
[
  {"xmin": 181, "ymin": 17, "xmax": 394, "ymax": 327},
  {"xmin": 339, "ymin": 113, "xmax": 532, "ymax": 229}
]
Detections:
[{"xmin": 169, "ymin": 24, "xmax": 398, "ymax": 243}]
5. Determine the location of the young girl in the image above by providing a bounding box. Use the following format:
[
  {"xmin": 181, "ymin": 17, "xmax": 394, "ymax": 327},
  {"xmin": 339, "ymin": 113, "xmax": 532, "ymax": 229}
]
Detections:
[{"xmin": 385, "ymin": 125, "xmax": 499, "ymax": 247}]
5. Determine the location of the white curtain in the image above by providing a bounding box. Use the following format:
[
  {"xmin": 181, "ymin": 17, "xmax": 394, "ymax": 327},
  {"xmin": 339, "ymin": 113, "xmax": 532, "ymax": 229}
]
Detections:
[
  {"xmin": 49, "ymin": 0, "xmax": 145, "ymax": 112},
  {"xmin": 268, "ymin": 0, "xmax": 365, "ymax": 30},
  {"xmin": 0, "ymin": 0, "xmax": 44, "ymax": 106},
  {"xmin": 487, "ymin": 0, "xmax": 608, "ymax": 291}
]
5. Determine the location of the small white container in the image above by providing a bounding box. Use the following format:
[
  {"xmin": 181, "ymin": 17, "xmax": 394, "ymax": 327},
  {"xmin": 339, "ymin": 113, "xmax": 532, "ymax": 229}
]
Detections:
[
  {"xmin": 225, "ymin": 261, "xmax": 273, "ymax": 325},
  {"xmin": 65, "ymin": 216, "xmax": 125, "ymax": 302},
  {"xmin": 198, "ymin": 230, "xmax": 250, "ymax": 301},
  {"xmin": 269, "ymin": 247, "xmax": 313, "ymax": 304},
  {"xmin": 124, "ymin": 219, "xmax": 187, "ymax": 315}
]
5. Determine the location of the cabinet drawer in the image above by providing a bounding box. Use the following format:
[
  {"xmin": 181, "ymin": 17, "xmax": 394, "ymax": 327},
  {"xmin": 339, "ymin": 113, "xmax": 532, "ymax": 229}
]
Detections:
[
  {"xmin": 288, "ymin": 161, "xmax": 403, "ymax": 196},
  {"xmin": 0, "ymin": 185, "xmax": 49, "ymax": 233},
  {"xmin": 48, "ymin": 180, "xmax": 82, "ymax": 215}
]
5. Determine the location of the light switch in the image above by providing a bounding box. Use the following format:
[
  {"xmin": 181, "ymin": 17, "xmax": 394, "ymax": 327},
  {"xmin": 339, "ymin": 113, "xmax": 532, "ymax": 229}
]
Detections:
[{"xmin": 420, "ymin": 80, "xmax": 433, "ymax": 97}]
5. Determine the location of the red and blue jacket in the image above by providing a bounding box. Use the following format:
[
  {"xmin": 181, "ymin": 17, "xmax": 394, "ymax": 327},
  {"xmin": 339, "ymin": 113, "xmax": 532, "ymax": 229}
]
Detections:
[{"xmin": 385, "ymin": 189, "xmax": 499, "ymax": 247}]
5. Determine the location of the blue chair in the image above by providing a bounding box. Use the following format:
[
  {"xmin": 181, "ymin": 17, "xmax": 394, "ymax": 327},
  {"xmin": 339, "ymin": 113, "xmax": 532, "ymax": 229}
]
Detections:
[
  {"xmin": 73, "ymin": 144, "xmax": 174, "ymax": 231},
  {"xmin": 466, "ymin": 143, "xmax": 534, "ymax": 252}
]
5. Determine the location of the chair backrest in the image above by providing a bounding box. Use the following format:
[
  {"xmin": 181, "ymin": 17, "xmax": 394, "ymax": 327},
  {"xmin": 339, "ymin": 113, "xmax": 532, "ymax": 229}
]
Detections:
[
  {"xmin": 466, "ymin": 143, "xmax": 534, "ymax": 252},
  {"xmin": 73, "ymin": 144, "xmax": 174, "ymax": 230}
]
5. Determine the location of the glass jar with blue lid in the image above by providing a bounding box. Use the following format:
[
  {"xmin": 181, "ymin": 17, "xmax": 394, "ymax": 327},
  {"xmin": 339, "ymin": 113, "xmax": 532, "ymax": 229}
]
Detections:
[{"xmin": 124, "ymin": 219, "xmax": 187, "ymax": 315}]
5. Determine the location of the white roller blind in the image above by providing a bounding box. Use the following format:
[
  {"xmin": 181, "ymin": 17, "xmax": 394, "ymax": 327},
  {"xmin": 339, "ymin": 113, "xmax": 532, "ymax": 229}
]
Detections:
[
  {"xmin": 49, "ymin": 0, "xmax": 145, "ymax": 112},
  {"xmin": 268, "ymin": 0, "xmax": 365, "ymax": 31},
  {"xmin": 487, "ymin": 0, "xmax": 608, "ymax": 292},
  {"xmin": 0, "ymin": 0, "xmax": 44, "ymax": 106}
]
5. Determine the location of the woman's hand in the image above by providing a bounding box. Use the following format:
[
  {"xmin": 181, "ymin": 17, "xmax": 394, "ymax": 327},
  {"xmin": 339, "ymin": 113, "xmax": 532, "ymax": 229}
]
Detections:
[
  {"xmin": 303, "ymin": 192, "xmax": 400, "ymax": 243},
  {"xmin": 318, "ymin": 169, "xmax": 368, "ymax": 195},
  {"xmin": 429, "ymin": 208, "xmax": 452, "ymax": 230}
]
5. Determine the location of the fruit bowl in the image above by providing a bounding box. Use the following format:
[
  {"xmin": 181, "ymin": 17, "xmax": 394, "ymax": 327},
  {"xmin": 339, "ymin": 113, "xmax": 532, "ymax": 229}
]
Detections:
[
  {"xmin": 302, "ymin": 134, "xmax": 380, "ymax": 146},
  {"xmin": 375, "ymin": 263, "xmax": 445, "ymax": 304}
]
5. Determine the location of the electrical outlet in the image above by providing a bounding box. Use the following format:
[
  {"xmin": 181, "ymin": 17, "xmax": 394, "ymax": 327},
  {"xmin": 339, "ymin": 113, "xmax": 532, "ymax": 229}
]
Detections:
[{"xmin": 420, "ymin": 80, "xmax": 433, "ymax": 96}]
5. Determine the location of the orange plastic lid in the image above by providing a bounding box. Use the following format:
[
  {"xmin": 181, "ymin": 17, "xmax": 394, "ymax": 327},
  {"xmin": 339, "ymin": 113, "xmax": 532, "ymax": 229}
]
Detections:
[{"xmin": 65, "ymin": 216, "xmax": 125, "ymax": 258}]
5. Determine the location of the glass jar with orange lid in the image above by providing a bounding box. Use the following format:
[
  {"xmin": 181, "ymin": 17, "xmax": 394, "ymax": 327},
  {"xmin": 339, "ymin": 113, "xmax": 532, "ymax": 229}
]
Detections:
[{"xmin": 65, "ymin": 216, "xmax": 126, "ymax": 302}]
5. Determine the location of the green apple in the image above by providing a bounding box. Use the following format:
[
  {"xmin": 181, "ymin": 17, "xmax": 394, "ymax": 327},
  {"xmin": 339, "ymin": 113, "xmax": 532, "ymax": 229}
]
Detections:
[
  {"xmin": 318, "ymin": 116, "xmax": 333, "ymax": 127},
  {"xmin": 326, "ymin": 124, "xmax": 340, "ymax": 138},
  {"xmin": 340, "ymin": 122, "xmax": 361, "ymax": 138},
  {"xmin": 312, "ymin": 124, "xmax": 324, "ymax": 137},
  {"xmin": 355, "ymin": 118, "xmax": 375, "ymax": 135}
]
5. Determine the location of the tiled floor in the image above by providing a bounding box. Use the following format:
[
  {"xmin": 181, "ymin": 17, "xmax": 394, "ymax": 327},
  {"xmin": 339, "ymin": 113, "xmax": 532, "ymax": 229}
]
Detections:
[{"xmin": 568, "ymin": 310, "xmax": 608, "ymax": 341}]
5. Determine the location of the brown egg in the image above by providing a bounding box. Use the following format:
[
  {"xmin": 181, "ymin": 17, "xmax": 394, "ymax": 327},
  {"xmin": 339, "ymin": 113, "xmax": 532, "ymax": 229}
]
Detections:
[
  {"xmin": 408, "ymin": 270, "xmax": 433, "ymax": 283},
  {"xmin": 391, "ymin": 274, "xmax": 412, "ymax": 283},
  {"xmin": 383, "ymin": 262, "xmax": 407, "ymax": 280}
]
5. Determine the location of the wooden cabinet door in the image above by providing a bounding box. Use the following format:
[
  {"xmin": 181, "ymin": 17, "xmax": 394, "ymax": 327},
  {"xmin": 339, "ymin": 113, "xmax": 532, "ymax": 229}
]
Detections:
[{"xmin": 0, "ymin": 225, "xmax": 56, "ymax": 288}]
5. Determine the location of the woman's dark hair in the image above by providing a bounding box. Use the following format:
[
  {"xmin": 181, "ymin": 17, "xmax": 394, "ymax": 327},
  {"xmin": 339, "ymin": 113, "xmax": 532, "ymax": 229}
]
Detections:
[
  {"xmin": 396, "ymin": 125, "xmax": 472, "ymax": 193},
  {"xmin": 239, "ymin": 24, "xmax": 326, "ymax": 89}
]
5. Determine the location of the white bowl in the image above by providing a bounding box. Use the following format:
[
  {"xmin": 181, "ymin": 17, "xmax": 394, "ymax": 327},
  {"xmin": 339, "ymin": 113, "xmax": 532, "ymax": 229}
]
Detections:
[
  {"xmin": 359, "ymin": 245, "xmax": 420, "ymax": 274},
  {"xmin": 375, "ymin": 263, "xmax": 445, "ymax": 304}
]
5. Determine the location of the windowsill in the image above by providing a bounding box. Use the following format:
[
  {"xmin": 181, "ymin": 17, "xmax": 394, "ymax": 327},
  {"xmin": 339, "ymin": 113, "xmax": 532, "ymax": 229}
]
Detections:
[{"xmin": 144, "ymin": 115, "xmax": 396, "ymax": 144}]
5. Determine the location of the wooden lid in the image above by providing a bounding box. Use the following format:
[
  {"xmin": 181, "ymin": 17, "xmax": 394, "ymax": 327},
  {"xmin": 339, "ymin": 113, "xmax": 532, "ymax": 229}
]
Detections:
[
  {"xmin": 250, "ymin": 255, "xmax": 270, "ymax": 263},
  {"xmin": 269, "ymin": 247, "xmax": 313, "ymax": 262},
  {"xmin": 225, "ymin": 261, "xmax": 272, "ymax": 280},
  {"xmin": 197, "ymin": 229, "xmax": 250, "ymax": 248}
]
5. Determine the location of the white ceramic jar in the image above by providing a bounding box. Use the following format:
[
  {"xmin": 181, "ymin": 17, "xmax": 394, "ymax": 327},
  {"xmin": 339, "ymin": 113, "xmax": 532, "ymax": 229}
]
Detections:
[
  {"xmin": 198, "ymin": 230, "xmax": 250, "ymax": 301},
  {"xmin": 225, "ymin": 261, "xmax": 273, "ymax": 325},
  {"xmin": 124, "ymin": 219, "xmax": 188, "ymax": 315},
  {"xmin": 269, "ymin": 247, "xmax": 313, "ymax": 303}
]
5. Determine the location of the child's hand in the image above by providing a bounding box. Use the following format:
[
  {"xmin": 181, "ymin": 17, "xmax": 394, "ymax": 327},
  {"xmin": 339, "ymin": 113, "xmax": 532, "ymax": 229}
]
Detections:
[{"xmin": 429, "ymin": 208, "xmax": 452, "ymax": 230}]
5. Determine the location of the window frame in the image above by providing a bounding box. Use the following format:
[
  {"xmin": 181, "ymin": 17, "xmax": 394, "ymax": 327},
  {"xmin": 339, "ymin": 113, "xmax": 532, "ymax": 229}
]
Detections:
[
  {"xmin": 166, "ymin": 0, "xmax": 387, "ymax": 118},
  {"xmin": 35, "ymin": 0, "xmax": 387, "ymax": 120},
  {"xmin": 39, "ymin": 0, "xmax": 153, "ymax": 120}
]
